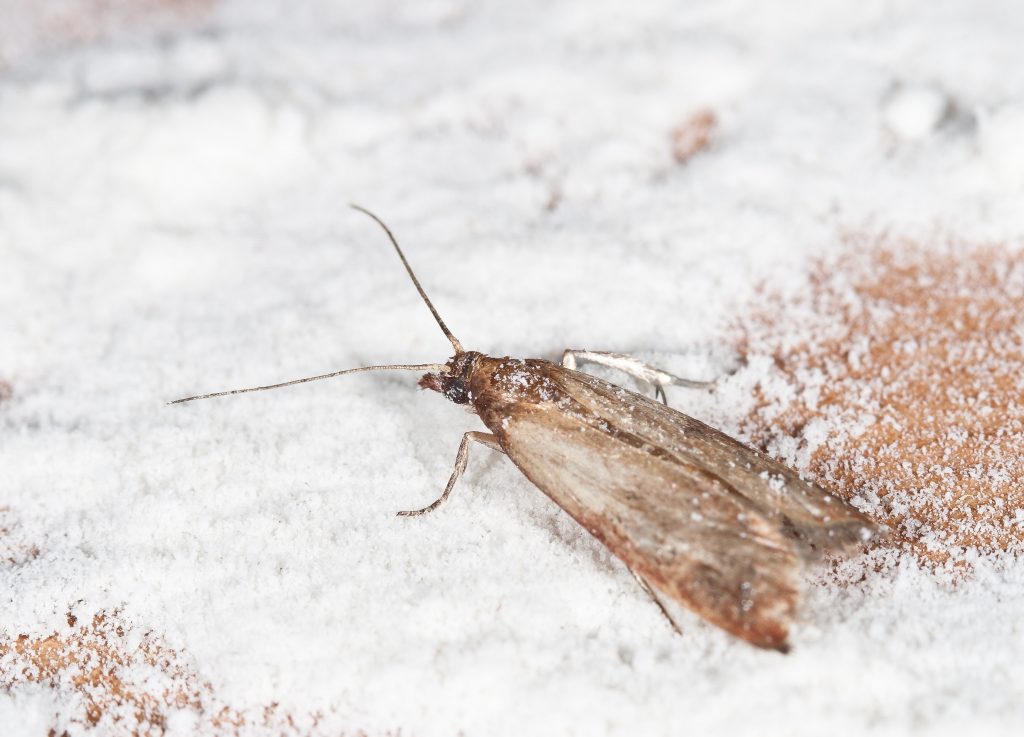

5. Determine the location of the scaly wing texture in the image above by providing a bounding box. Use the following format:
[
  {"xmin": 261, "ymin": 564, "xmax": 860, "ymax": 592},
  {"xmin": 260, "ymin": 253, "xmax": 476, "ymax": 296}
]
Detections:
[
  {"xmin": 552, "ymin": 365, "xmax": 878, "ymax": 552},
  {"xmin": 474, "ymin": 359, "xmax": 877, "ymax": 650}
]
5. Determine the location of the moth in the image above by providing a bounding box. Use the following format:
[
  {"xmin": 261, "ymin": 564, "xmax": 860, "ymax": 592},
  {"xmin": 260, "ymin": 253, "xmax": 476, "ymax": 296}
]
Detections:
[{"xmin": 172, "ymin": 206, "xmax": 879, "ymax": 652}]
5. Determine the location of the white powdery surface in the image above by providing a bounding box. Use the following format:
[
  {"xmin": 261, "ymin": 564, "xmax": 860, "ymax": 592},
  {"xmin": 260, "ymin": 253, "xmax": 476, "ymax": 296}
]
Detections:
[{"xmin": 1, "ymin": 1, "xmax": 1023, "ymax": 735}]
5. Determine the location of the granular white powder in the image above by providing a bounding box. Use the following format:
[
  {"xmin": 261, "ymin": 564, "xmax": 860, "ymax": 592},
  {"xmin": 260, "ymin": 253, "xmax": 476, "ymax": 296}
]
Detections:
[{"xmin": 2, "ymin": 1, "xmax": 1024, "ymax": 735}]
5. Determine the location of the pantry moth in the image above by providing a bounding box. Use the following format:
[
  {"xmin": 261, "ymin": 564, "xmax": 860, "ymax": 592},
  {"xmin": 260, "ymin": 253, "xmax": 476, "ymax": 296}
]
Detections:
[{"xmin": 172, "ymin": 206, "xmax": 879, "ymax": 651}]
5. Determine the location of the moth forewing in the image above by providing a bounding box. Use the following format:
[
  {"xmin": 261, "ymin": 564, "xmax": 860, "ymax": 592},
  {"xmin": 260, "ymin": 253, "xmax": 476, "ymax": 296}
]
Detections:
[{"xmin": 458, "ymin": 355, "xmax": 876, "ymax": 651}]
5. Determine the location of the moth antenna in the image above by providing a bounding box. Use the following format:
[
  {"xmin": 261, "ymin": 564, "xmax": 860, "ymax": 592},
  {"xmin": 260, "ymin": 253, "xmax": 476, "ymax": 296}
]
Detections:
[
  {"xmin": 168, "ymin": 363, "xmax": 444, "ymax": 405},
  {"xmin": 350, "ymin": 204, "xmax": 465, "ymax": 354}
]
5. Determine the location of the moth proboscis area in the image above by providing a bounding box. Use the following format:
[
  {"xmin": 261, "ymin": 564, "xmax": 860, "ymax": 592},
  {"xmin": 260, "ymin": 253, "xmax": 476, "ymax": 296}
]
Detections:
[{"xmin": 171, "ymin": 205, "xmax": 882, "ymax": 652}]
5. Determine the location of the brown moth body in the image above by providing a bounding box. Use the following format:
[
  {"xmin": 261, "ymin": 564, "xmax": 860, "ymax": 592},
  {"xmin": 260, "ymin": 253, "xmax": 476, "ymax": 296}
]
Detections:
[{"xmin": 172, "ymin": 207, "xmax": 880, "ymax": 652}]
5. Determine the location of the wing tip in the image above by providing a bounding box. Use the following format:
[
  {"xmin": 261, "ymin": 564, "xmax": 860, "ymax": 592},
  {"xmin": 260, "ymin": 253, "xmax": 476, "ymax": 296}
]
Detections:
[
  {"xmin": 793, "ymin": 515, "xmax": 888, "ymax": 559},
  {"xmin": 737, "ymin": 621, "xmax": 793, "ymax": 653}
]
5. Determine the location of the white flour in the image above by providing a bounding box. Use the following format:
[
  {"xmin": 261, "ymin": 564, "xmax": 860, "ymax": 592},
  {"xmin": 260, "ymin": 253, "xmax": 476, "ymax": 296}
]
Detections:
[{"xmin": 1, "ymin": 1, "xmax": 1023, "ymax": 735}]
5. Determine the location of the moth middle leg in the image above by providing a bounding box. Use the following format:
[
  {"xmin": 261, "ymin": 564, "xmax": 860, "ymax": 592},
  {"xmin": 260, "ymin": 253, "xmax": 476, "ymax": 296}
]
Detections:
[
  {"xmin": 397, "ymin": 431, "xmax": 502, "ymax": 517},
  {"xmin": 561, "ymin": 349, "xmax": 715, "ymax": 405}
]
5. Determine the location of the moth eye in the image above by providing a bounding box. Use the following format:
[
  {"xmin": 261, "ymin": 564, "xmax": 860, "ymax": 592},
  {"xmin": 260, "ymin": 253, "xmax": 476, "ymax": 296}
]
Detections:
[{"xmin": 443, "ymin": 378, "xmax": 471, "ymax": 405}]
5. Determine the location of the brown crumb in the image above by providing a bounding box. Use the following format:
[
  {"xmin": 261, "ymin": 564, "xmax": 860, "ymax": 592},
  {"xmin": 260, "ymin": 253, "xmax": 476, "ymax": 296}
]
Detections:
[
  {"xmin": 0, "ymin": 379, "xmax": 11, "ymax": 404},
  {"xmin": 738, "ymin": 236, "xmax": 1024, "ymax": 563},
  {"xmin": 670, "ymin": 109, "xmax": 717, "ymax": 164}
]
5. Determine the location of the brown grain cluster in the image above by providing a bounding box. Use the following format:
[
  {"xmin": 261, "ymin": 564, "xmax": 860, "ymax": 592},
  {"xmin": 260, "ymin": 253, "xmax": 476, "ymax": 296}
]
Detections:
[
  {"xmin": 1, "ymin": 612, "xmax": 204, "ymax": 735},
  {"xmin": 670, "ymin": 110, "xmax": 717, "ymax": 164},
  {"xmin": 0, "ymin": 606, "xmax": 380, "ymax": 735},
  {"xmin": 738, "ymin": 237, "xmax": 1024, "ymax": 563}
]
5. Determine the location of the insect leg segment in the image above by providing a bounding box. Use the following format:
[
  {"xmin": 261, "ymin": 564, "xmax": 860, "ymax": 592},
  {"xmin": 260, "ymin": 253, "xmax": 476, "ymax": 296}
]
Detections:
[
  {"xmin": 396, "ymin": 432, "xmax": 502, "ymax": 517},
  {"xmin": 630, "ymin": 569, "xmax": 684, "ymax": 636},
  {"xmin": 560, "ymin": 350, "xmax": 715, "ymax": 405}
]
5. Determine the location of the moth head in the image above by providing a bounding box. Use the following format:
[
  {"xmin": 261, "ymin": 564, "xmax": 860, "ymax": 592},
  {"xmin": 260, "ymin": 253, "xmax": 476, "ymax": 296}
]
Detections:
[{"xmin": 419, "ymin": 351, "xmax": 481, "ymax": 405}]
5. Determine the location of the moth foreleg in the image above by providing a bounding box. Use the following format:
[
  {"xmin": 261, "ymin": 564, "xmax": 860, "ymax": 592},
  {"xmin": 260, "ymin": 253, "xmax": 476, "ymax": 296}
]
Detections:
[
  {"xmin": 630, "ymin": 570, "xmax": 683, "ymax": 636},
  {"xmin": 561, "ymin": 349, "xmax": 714, "ymax": 405},
  {"xmin": 396, "ymin": 431, "xmax": 502, "ymax": 517}
]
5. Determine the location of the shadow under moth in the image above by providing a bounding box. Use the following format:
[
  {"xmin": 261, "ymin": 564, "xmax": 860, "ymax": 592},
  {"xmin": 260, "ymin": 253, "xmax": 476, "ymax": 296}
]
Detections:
[{"xmin": 172, "ymin": 206, "xmax": 880, "ymax": 652}]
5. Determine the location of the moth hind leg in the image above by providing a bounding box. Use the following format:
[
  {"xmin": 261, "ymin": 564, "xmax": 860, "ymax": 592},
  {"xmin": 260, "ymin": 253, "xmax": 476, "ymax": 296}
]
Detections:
[
  {"xmin": 397, "ymin": 431, "xmax": 502, "ymax": 517},
  {"xmin": 561, "ymin": 349, "xmax": 715, "ymax": 406}
]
